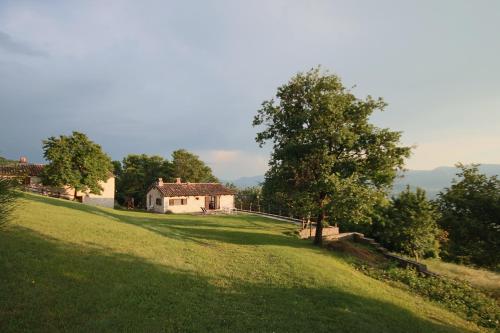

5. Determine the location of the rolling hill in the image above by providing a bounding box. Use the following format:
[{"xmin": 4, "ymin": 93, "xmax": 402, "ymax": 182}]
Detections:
[{"xmin": 0, "ymin": 193, "xmax": 485, "ymax": 332}]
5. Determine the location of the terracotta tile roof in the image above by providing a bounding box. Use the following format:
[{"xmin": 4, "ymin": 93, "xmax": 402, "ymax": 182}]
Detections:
[
  {"xmin": 154, "ymin": 183, "xmax": 235, "ymax": 197},
  {"xmin": 0, "ymin": 163, "xmax": 45, "ymax": 177}
]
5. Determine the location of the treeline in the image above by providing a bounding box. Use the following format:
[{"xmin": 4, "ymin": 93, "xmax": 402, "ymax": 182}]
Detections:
[{"xmin": 113, "ymin": 149, "xmax": 218, "ymax": 207}]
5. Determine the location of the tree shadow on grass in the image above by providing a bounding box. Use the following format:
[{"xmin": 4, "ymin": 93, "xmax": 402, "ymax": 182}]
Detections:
[
  {"xmin": 0, "ymin": 226, "xmax": 480, "ymax": 333},
  {"xmin": 22, "ymin": 193, "xmax": 310, "ymax": 249}
]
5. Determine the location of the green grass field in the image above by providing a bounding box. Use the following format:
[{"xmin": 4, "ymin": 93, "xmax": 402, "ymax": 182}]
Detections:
[{"xmin": 0, "ymin": 193, "xmax": 488, "ymax": 332}]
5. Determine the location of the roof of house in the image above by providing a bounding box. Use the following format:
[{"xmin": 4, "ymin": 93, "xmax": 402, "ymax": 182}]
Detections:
[
  {"xmin": 0, "ymin": 163, "xmax": 114, "ymax": 178},
  {"xmin": 153, "ymin": 182, "xmax": 235, "ymax": 197},
  {"xmin": 0, "ymin": 163, "xmax": 45, "ymax": 177}
]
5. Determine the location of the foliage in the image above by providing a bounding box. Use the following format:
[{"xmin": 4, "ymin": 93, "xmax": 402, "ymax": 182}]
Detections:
[
  {"xmin": 115, "ymin": 150, "xmax": 218, "ymax": 207},
  {"xmin": 234, "ymin": 186, "xmax": 262, "ymax": 211},
  {"xmin": 0, "ymin": 192, "xmax": 483, "ymax": 332},
  {"xmin": 375, "ymin": 186, "xmax": 442, "ymax": 260},
  {"xmin": 0, "ymin": 178, "xmax": 18, "ymax": 225},
  {"xmin": 0, "ymin": 155, "xmax": 16, "ymax": 166},
  {"xmin": 437, "ymin": 164, "xmax": 500, "ymax": 269},
  {"xmin": 116, "ymin": 154, "xmax": 171, "ymax": 207},
  {"xmin": 356, "ymin": 264, "xmax": 499, "ymax": 329},
  {"xmin": 41, "ymin": 132, "xmax": 113, "ymax": 199},
  {"xmin": 171, "ymin": 149, "xmax": 218, "ymax": 183},
  {"xmin": 253, "ymin": 67, "xmax": 411, "ymax": 244}
]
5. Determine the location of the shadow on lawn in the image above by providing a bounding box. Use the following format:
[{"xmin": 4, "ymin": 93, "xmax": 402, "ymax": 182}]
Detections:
[
  {"xmin": 24, "ymin": 193, "xmax": 309, "ymax": 249},
  {"xmin": 0, "ymin": 226, "xmax": 479, "ymax": 333}
]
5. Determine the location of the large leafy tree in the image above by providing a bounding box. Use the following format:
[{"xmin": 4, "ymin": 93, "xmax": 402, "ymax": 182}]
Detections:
[
  {"xmin": 254, "ymin": 68, "xmax": 410, "ymax": 245},
  {"xmin": 117, "ymin": 154, "xmax": 172, "ymax": 207},
  {"xmin": 376, "ymin": 186, "xmax": 441, "ymax": 260},
  {"xmin": 437, "ymin": 164, "xmax": 500, "ymax": 268},
  {"xmin": 42, "ymin": 132, "xmax": 113, "ymax": 199},
  {"xmin": 171, "ymin": 149, "xmax": 218, "ymax": 183}
]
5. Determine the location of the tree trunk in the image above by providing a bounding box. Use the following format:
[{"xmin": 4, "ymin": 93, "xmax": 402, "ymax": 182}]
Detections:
[
  {"xmin": 74, "ymin": 188, "xmax": 78, "ymax": 201},
  {"xmin": 313, "ymin": 194, "xmax": 326, "ymax": 246},
  {"xmin": 313, "ymin": 211, "xmax": 324, "ymax": 245}
]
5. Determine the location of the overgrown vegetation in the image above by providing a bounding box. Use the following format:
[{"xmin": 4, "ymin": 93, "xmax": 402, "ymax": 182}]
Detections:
[
  {"xmin": 354, "ymin": 264, "xmax": 499, "ymax": 329},
  {"xmin": 0, "ymin": 178, "xmax": 18, "ymax": 225}
]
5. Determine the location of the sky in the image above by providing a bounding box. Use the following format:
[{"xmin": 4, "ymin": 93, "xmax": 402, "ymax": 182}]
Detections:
[{"xmin": 0, "ymin": 0, "xmax": 499, "ymax": 180}]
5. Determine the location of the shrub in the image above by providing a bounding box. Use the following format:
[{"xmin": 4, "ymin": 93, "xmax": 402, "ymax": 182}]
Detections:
[{"xmin": 0, "ymin": 178, "xmax": 19, "ymax": 225}]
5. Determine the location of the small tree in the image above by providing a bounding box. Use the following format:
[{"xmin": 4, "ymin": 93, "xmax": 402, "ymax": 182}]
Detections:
[
  {"xmin": 171, "ymin": 149, "xmax": 218, "ymax": 183},
  {"xmin": 438, "ymin": 164, "xmax": 500, "ymax": 268},
  {"xmin": 377, "ymin": 186, "xmax": 441, "ymax": 260},
  {"xmin": 254, "ymin": 67, "xmax": 410, "ymax": 245},
  {"xmin": 42, "ymin": 132, "xmax": 113, "ymax": 200}
]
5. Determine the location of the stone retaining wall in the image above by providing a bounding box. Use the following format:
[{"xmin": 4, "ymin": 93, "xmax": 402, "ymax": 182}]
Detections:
[
  {"xmin": 351, "ymin": 233, "xmax": 438, "ymax": 277},
  {"xmin": 298, "ymin": 226, "xmax": 339, "ymax": 239}
]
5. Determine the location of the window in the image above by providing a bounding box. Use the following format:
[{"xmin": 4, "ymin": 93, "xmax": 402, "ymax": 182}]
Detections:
[
  {"xmin": 155, "ymin": 198, "xmax": 162, "ymax": 206},
  {"xmin": 169, "ymin": 198, "xmax": 187, "ymax": 205},
  {"xmin": 148, "ymin": 195, "xmax": 152, "ymax": 206}
]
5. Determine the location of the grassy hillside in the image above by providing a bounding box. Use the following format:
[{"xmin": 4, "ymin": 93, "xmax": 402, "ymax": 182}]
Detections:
[
  {"xmin": 422, "ymin": 258, "xmax": 500, "ymax": 299},
  {"xmin": 0, "ymin": 193, "xmax": 487, "ymax": 332}
]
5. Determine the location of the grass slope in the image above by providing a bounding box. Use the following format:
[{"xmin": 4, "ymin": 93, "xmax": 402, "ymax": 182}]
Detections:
[
  {"xmin": 422, "ymin": 259, "xmax": 500, "ymax": 299},
  {"xmin": 0, "ymin": 193, "xmax": 486, "ymax": 332}
]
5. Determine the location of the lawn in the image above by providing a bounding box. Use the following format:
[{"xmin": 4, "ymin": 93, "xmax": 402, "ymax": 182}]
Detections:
[{"xmin": 0, "ymin": 193, "xmax": 487, "ymax": 332}]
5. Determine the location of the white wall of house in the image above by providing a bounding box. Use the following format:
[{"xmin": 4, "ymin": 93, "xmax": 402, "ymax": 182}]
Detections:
[
  {"xmin": 80, "ymin": 177, "xmax": 115, "ymax": 208},
  {"xmin": 147, "ymin": 187, "xmax": 165, "ymax": 213},
  {"xmin": 29, "ymin": 175, "xmax": 116, "ymax": 209},
  {"xmin": 219, "ymin": 195, "xmax": 234, "ymax": 210},
  {"xmin": 166, "ymin": 195, "xmax": 206, "ymax": 213},
  {"xmin": 145, "ymin": 188, "xmax": 235, "ymax": 214}
]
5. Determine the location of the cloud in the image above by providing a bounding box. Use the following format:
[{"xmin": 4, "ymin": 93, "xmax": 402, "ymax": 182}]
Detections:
[
  {"xmin": 197, "ymin": 150, "xmax": 269, "ymax": 180},
  {"xmin": 407, "ymin": 134, "xmax": 500, "ymax": 170},
  {"xmin": 0, "ymin": 31, "xmax": 46, "ymax": 56}
]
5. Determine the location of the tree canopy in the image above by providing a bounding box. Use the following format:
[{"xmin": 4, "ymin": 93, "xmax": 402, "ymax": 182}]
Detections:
[
  {"xmin": 438, "ymin": 164, "xmax": 500, "ymax": 268},
  {"xmin": 41, "ymin": 132, "xmax": 113, "ymax": 199},
  {"xmin": 171, "ymin": 149, "xmax": 218, "ymax": 183},
  {"xmin": 254, "ymin": 67, "xmax": 411, "ymax": 244},
  {"xmin": 115, "ymin": 154, "xmax": 172, "ymax": 207},
  {"xmin": 376, "ymin": 186, "xmax": 441, "ymax": 260},
  {"xmin": 114, "ymin": 150, "xmax": 218, "ymax": 207}
]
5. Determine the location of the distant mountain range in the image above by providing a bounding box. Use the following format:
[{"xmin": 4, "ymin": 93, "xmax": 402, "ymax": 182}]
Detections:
[{"xmin": 226, "ymin": 164, "xmax": 500, "ymax": 198}]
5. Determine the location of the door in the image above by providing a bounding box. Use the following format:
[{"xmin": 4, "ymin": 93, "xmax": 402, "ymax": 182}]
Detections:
[{"xmin": 205, "ymin": 196, "xmax": 210, "ymax": 210}]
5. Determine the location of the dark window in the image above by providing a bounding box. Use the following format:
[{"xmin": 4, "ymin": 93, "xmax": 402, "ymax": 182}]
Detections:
[{"xmin": 155, "ymin": 198, "xmax": 162, "ymax": 206}]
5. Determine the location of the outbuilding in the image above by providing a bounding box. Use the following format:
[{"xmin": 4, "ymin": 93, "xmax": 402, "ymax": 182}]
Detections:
[{"xmin": 146, "ymin": 178, "xmax": 235, "ymax": 213}]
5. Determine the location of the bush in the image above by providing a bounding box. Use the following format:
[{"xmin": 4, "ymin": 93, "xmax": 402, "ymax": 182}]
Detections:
[
  {"xmin": 355, "ymin": 264, "xmax": 499, "ymax": 329},
  {"xmin": 0, "ymin": 178, "xmax": 19, "ymax": 225},
  {"xmin": 373, "ymin": 187, "xmax": 441, "ymax": 260}
]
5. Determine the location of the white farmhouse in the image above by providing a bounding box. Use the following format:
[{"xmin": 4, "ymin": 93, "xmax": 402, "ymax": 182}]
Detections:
[
  {"xmin": 0, "ymin": 157, "xmax": 115, "ymax": 208},
  {"xmin": 146, "ymin": 178, "xmax": 235, "ymax": 213}
]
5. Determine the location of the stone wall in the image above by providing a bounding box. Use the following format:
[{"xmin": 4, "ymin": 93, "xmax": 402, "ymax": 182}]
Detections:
[{"xmin": 298, "ymin": 226, "xmax": 339, "ymax": 239}]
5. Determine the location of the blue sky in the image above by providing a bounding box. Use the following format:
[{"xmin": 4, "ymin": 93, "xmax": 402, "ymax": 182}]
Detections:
[{"xmin": 0, "ymin": 0, "xmax": 499, "ymax": 179}]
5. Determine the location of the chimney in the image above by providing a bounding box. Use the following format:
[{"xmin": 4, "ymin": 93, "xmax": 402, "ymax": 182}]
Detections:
[
  {"xmin": 157, "ymin": 178, "xmax": 163, "ymax": 185},
  {"xmin": 176, "ymin": 177, "xmax": 181, "ymax": 184},
  {"xmin": 19, "ymin": 156, "xmax": 28, "ymax": 164}
]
